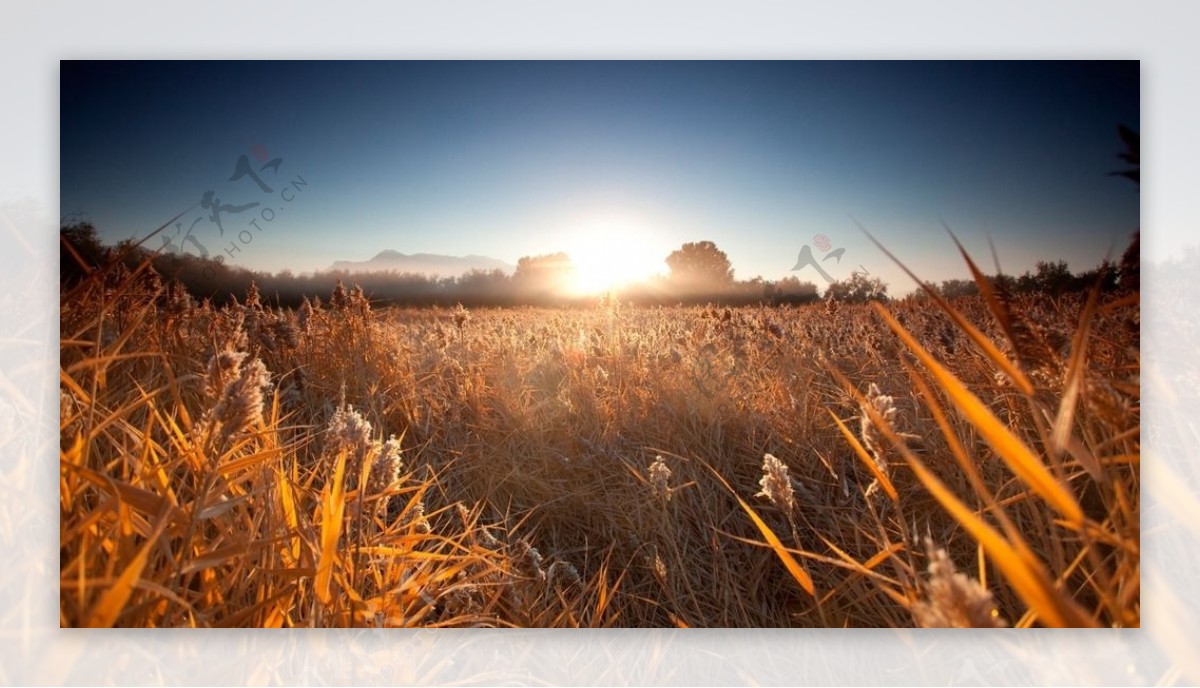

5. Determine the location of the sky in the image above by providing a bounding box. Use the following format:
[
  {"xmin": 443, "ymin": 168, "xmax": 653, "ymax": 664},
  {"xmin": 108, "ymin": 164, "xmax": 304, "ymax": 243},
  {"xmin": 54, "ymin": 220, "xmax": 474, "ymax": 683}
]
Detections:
[{"xmin": 60, "ymin": 60, "xmax": 1140, "ymax": 294}]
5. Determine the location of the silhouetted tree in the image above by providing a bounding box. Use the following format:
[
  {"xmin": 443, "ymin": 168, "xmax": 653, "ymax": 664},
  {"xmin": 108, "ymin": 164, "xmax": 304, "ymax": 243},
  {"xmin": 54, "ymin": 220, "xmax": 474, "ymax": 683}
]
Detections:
[
  {"xmin": 1075, "ymin": 259, "xmax": 1120, "ymax": 293},
  {"xmin": 60, "ymin": 220, "xmax": 106, "ymax": 285},
  {"xmin": 991, "ymin": 273, "xmax": 1017, "ymax": 295},
  {"xmin": 1110, "ymin": 124, "xmax": 1140, "ymax": 186},
  {"xmin": 665, "ymin": 241, "xmax": 734, "ymax": 289},
  {"xmin": 825, "ymin": 273, "xmax": 888, "ymax": 303},
  {"xmin": 774, "ymin": 275, "xmax": 820, "ymax": 304},
  {"xmin": 513, "ymin": 252, "xmax": 575, "ymax": 302},
  {"xmin": 1110, "ymin": 126, "xmax": 1139, "ymax": 292},
  {"xmin": 1032, "ymin": 260, "xmax": 1074, "ymax": 295},
  {"xmin": 456, "ymin": 268, "xmax": 512, "ymax": 305},
  {"xmin": 1118, "ymin": 232, "xmax": 1139, "ymax": 293},
  {"xmin": 938, "ymin": 278, "xmax": 979, "ymax": 299}
]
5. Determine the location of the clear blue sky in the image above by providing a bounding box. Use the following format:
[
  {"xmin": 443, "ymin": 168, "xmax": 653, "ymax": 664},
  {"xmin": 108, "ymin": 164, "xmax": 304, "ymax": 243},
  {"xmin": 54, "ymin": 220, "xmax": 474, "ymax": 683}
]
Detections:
[{"xmin": 60, "ymin": 60, "xmax": 1139, "ymax": 292}]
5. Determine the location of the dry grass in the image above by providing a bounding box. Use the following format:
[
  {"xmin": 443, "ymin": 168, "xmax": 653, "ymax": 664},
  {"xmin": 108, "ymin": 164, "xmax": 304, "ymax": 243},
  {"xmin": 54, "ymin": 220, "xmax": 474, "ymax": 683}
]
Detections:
[{"xmin": 59, "ymin": 258, "xmax": 1139, "ymax": 627}]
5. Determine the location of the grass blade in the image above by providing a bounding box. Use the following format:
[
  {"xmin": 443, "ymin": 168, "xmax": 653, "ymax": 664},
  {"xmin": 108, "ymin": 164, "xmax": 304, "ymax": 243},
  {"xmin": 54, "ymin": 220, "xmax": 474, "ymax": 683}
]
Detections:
[
  {"xmin": 873, "ymin": 303, "xmax": 1084, "ymax": 527},
  {"xmin": 314, "ymin": 449, "xmax": 348, "ymax": 606},
  {"xmin": 736, "ymin": 494, "xmax": 815, "ymax": 597},
  {"xmin": 899, "ymin": 444, "xmax": 1095, "ymax": 627},
  {"xmin": 828, "ymin": 410, "xmax": 898, "ymax": 502},
  {"xmin": 83, "ymin": 508, "xmax": 171, "ymax": 628},
  {"xmin": 855, "ymin": 218, "xmax": 1035, "ymax": 395},
  {"xmin": 701, "ymin": 459, "xmax": 815, "ymax": 597},
  {"xmin": 1050, "ymin": 282, "xmax": 1104, "ymax": 481}
]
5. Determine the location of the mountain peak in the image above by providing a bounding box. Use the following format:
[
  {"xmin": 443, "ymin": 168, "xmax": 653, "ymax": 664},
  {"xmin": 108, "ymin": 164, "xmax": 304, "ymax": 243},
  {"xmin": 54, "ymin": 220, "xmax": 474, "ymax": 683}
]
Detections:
[
  {"xmin": 330, "ymin": 250, "xmax": 514, "ymax": 278},
  {"xmin": 371, "ymin": 249, "xmax": 406, "ymax": 260}
]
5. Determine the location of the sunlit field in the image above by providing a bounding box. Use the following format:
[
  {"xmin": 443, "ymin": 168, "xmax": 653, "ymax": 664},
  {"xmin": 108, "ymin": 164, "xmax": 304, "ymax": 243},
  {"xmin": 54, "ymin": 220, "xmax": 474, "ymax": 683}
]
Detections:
[{"xmin": 59, "ymin": 255, "xmax": 1139, "ymax": 627}]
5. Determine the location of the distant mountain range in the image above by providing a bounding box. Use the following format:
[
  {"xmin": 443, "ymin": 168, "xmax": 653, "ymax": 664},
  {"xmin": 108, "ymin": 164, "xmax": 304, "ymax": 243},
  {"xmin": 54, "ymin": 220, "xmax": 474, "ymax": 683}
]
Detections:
[{"xmin": 329, "ymin": 250, "xmax": 514, "ymax": 277}]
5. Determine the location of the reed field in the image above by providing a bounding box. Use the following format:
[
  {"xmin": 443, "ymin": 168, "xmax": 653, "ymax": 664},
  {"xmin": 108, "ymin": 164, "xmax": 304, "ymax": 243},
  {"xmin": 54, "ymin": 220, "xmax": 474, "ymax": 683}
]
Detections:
[{"xmin": 59, "ymin": 254, "xmax": 1140, "ymax": 628}]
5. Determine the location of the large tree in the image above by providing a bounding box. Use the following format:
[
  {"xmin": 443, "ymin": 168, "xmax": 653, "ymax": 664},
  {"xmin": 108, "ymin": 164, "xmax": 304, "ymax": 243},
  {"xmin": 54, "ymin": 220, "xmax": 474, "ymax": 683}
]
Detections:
[
  {"xmin": 665, "ymin": 241, "xmax": 734, "ymax": 288},
  {"xmin": 512, "ymin": 252, "xmax": 575, "ymax": 299},
  {"xmin": 825, "ymin": 272, "xmax": 888, "ymax": 303},
  {"xmin": 773, "ymin": 275, "xmax": 820, "ymax": 304},
  {"xmin": 938, "ymin": 278, "xmax": 979, "ymax": 299},
  {"xmin": 60, "ymin": 220, "xmax": 106, "ymax": 285}
]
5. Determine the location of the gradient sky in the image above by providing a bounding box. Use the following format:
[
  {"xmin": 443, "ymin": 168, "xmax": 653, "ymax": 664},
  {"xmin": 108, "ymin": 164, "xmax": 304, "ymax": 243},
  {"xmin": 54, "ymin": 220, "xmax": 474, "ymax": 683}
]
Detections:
[{"xmin": 60, "ymin": 60, "xmax": 1139, "ymax": 293}]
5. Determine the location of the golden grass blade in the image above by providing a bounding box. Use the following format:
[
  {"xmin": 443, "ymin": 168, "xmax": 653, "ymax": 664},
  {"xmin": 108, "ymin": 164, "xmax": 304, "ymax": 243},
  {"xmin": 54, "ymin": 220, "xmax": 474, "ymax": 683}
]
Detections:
[
  {"xmin": 214, "ymin": 586, "xmax": 297, "ymax": 628},
  {"xmin": 263, "ymin": 592, "xmax": 296, "ymax": 629},
  {"xmin": 83, "ymin": 508, "xmax": 170, "ymax": 628},
  {"xmin": 1050, "ymin": 283, "xmax": 1104, "ymax": 481},
  {"xmin": 277, "ymin": 470, "xmax": 301, "ymax": 564},
  {"xmin": 217, "ymin": 446, "xmax": 286, "ymax": 478},
  {"xmin": 594, "ymin": 564, "xmax": 610, "ymax": 621},
  {"xmin": 724, "ymin": 529, "xmax": 899, "ymax": 588},
  {"xmin": 813, "ymin": 534, "xmax": 908, "ymax": 608},
  {"xmin": 873, "ymin": 303, "xmax": 1084, "ymax": 527},
  {"xmin": 79, "ymin": 381, "xmax": 177, "ymax": 444},
  {"xmin": 314, "ymin": 450, "xmax": 348, "ymax": 606},
  {"xmin": 863, "ymin": 542, "xmax": 905, "ymax": 572},
  {"xmin": 944, "ymin": 228, "xmax": 1034, "ymax": 385},
  {"xmin": 60, "ymin": 231, "xmax": 93, "ymax": 280},
  {"xmin": 62, "ymin": 461, "xmax": 189, "ymax": 531},
  {"xmin": 59, "ymin": 371, "xmax": 92, "ymax": 408},
  {"xmin": 899, "ymin": 358, "xmax": 991, "ymax": 499},
  {"xmin": 700, "ymin": 458, "xmax": 816, "ymax": 597},
  {"xmin": 143, "ymin": 410, "xmax": 182, "ymax": 506},
  {"xmin": 62, "ymin": 433, "xmax": 85, "ymax": 467},
  {"xmin": 854, "ymin": 366, "xmax": 1076, "ymax": 593},
  {"xmin": 978, "ymin": 544, "xmax": 988, "ymax": 590},
  {"xmin": 157, "ymin": 359, "xmax": 195, "ymax": 433},
  {"xmin": 898, "ymin": 444, "xmax": 1094, "ymax": 627},
  {"xmin": 856, "ymin": 219, "xmax": 1034, "ymax": 395},
  {"xmin": 80, "ymin": 298, "xmax": 158, "ymax": 372},
  {"xmin": 1060, "ymin": 432, "xmax": 1103, "ymax": 480},
  {"xmin": 898, "ymin": 357, "xmax": 1034, "ymax": 547},
  {"xmin": 355, "ymin": 547, "xmax": 457, "ymax": 560},
  {"xmin": 828, "ymin": 410, "xmax": 898, "ymax": 502},
  {"xmin": 734, "ymin": 494, "xmax": 815, "ymax": 597},
  {"xmin": 195, "ymin": 493, "xmax": 251, "ymax": 521},
  {"xmin": 60, "ymin": 435, "xmax": 85, "ymax": 512},
  {"xmin": 64, "ymin": 351, "xmax": 167, "ymax": 376},
  {"xmin": 180, "ymin": 539, "xmax": 270, "ymax": 575}
]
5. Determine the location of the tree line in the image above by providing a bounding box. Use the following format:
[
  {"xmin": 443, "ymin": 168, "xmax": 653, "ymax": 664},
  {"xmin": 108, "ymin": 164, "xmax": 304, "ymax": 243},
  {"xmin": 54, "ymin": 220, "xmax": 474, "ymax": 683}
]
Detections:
[
  {"xmin": 60, "ymin": 228, "xmax": 823, "ymax": 308},
  {"xmin": 61, "ymin": 222, "xmax": 1137, "ymax": 309}
]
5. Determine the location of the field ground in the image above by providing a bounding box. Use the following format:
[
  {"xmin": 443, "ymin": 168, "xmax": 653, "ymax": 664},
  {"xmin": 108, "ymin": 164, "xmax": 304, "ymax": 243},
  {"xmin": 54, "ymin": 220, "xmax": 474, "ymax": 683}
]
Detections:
[{"xmin": 59, "ymin": 271, "xmax": 1139, "ymax": 628}]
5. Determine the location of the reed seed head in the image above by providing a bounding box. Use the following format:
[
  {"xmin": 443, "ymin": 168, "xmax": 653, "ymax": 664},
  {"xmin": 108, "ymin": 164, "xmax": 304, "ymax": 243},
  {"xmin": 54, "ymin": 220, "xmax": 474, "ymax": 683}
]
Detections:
[
  {"xmin": 648, "ymin": 455, "xmax": 673, "ymax": 501},
  {"xmin": 367, "ymin": 434, "xmax": 404, "ymax": 498},
  {"xmin": 911, "ymin": 539, "xmax": 1007, "ymax": 628},
  {"xmin": 210, "ymin": 356, "xmax": 272, "ymax": 447},
  {"xmin": 326, "ymin": 402, "xmax": 373, "ymax": 460},
  {"xmin": 860, "ymin": 382, "xmax": 898, "ymax": 467},
  {"xmin": 756, "ymin": 453, "xmax": 795, "ymax": 513},
  {"xmin": 204, "ymin": 349, "xmax": 246, "ymax": 400}
]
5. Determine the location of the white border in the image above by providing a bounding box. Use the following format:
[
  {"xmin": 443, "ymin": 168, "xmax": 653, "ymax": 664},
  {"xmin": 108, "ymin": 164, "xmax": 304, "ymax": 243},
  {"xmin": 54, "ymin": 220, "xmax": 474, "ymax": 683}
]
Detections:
[{"xmin": 3, "ymin": 2, "xmax": 1194, "ymax": 685}]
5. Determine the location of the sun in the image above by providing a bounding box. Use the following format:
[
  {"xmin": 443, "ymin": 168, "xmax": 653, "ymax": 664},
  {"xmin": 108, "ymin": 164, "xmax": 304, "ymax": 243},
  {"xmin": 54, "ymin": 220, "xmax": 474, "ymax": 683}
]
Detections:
[{"xmin": 564, "ymin": 218, "xmax": 668, "ymax": 295}]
